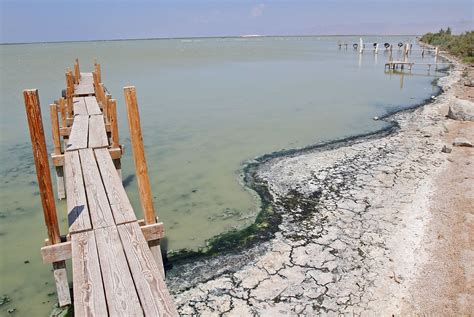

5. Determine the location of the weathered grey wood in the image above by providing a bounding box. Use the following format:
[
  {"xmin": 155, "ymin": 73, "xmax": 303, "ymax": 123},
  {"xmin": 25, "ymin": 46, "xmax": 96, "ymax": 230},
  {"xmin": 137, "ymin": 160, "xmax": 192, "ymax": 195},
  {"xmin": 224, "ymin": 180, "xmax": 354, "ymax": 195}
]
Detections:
[
  {"xmin": 73, "ymin": 97, "xmax": 88, "ymax": 116},
  {"xmin": 94, "ymin": 148, "xmax": 136, "ymax": 224},
  {"xmin": 74, "ymin": 83, "xmax": 95, "ymax": 96},
  {"xmin": 148, "ymin": 240, "xmax": 165, "ymax": 279},
  {"xmin": 88, "ymin": 115, "xmax": 109, "ymax": 149},
  {"xmin": 55, "ymin": 166, "xmax": 65, "ymax": 200},
  {"xmin": 53, "ymin": 261, "xmax": 71, "ymax": 307},
  {"xmin": 140, "ymin": 222, "xmax": 164, "ymax": 242},
  {"xmin": 65, "ymin": 151, "xmax": 91, "ymax": 233},
  {"xmin": 72, "ymin": 231, "xmax": 108, "ymax": 317},
  {"xmin": 95, "ymin": 226, "xmax": 143, "ymax": 316},
  {"xmin": 80, "ymin": 72, "xmax": 94, "ymax": 84},
  {"xmin": 41, "ymin": 241, "xmax": 72, "ymax": 263},
  {"xmin": 78, "ymin": 149, "xmax": 115, "ymax": 229},
  {"xmin": 118, "ymin": 222, "xmax": 178, "ymax": 316},
  {"xmin": 66, "ymin": 115, "xmax": 89, "ymax": 151},
  {"xmin": 84, "ymin": 96, "xmax": 101, "ymax": 115}
]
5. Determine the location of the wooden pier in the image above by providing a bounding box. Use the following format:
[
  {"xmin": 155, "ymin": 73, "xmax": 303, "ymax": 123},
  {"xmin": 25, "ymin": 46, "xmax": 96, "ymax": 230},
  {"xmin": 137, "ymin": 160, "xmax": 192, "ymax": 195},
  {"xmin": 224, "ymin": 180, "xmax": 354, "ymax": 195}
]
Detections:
[
  {"xmin": 385, "ymin": 60, "xmax": 452, "ymax": 71},
  {"xmin": 24, "ymin": 60, "xmax": 178, "ymax": 316}
]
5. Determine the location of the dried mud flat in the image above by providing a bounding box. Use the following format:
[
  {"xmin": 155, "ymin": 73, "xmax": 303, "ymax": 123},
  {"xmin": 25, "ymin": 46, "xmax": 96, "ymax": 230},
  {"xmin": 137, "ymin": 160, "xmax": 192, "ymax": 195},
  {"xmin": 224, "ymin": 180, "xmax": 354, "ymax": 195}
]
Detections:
[{"xmin": 168, "ymin": 59, "xmax": 473, "ymax": 315}]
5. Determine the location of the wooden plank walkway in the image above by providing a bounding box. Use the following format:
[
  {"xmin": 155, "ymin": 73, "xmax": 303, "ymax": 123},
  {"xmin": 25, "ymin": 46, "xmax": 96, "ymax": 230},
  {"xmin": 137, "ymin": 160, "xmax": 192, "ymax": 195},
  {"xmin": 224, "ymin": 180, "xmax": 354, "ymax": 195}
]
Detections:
[
  {"xmin": 24, "ymin": 63, "xmax": 178, "ymax": 316},
  {"xmin": 66, "ymin": 73, "xmax": 177, "ymax": 316},
  {"xmin": 385, "ymin": 60, "xmax": 452, "ymax": 71}
]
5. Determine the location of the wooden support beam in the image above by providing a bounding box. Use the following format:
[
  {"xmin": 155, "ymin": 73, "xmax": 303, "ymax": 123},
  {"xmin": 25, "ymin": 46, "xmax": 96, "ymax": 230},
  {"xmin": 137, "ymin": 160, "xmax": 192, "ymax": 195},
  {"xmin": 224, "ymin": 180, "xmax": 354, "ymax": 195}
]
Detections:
[
  {"xmin": 140, "ymin": 222, "xmax": 165, "ymax": 242},
  {"xmin": 109, "ymin": 99, "xmax": 120, "ymax": 148},
  {"xmin": 60, "ymin": 126, "xmax": 72, "ymax": 137},
  {"xmin": 24, "ymin": 89, "xmax": 61, "ymax": 245},
  {"xmin": 41, "ymin": 241, "xmax": 72, "ymax": 263},
  {"xmin": 51, "ymin": 146, "xmax": 122, "ymax": 167}
]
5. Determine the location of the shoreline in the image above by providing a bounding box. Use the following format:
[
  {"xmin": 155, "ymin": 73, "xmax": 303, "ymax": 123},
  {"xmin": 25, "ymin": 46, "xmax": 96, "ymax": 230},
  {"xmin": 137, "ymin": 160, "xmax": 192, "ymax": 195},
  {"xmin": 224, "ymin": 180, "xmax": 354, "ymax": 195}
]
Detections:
[
  {"xmin": 168, "ymin": 49, "xmax": 473, "ymax": 314},
  {"xmin": 166, "ymin": 64, "xmax": 445, "ymax": 266}
]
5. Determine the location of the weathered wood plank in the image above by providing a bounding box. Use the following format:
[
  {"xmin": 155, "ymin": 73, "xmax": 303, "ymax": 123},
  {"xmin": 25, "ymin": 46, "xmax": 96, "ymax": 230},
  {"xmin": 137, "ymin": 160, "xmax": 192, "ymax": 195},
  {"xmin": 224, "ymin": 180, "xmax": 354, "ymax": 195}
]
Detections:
[
  {"xmin": 80, "ymin": 72, "xmax": 94, "ymax": 84},
  {"xmin": 95, "ymin": 226, "xmax": 143, "ymax": 316},
  {"xmin": 73, "ymin": 97, "xmax": 88, "ymax": 116},
  {"xmin": 118, "ymin": 222, "xmax": 178, "ymax": 316},
  {"xmin": 88, "ymin": 115, "xmax": 109, "ymax": 149},
  {"xmin": 66, "ymin": 115, "xmax": 89, "ymax": 151},
  {"xmin": 140, "ymin": 222, "xmax": 164, "ymax": 242},
  {"xmin": 74, "ymin": 83, "xmax": 95, "ymax": 96},
  {"xmin": 52, "ymin": 147, "xmax": 122, "ymax": 167},
  {"xmin": 95, "ymin": 148, "xmax": 136, "ymax": 224},
  {"xmin": 72, "ymin": 231, "xmax": 108, "ymax": 317},
  {"xmin": 65, "ymin": 151, "xmax": 91, "ymax": 233},
  {"xmin": 41, "ymin": 241, "xmax": 72, "ymax": 264},
  {"xmin": 84, "ymin": 96, "xmax": 102, "ymax": 115},
  {"xmin": 78, "ymin": 149, "xmax": 115, "ymax": 229}
]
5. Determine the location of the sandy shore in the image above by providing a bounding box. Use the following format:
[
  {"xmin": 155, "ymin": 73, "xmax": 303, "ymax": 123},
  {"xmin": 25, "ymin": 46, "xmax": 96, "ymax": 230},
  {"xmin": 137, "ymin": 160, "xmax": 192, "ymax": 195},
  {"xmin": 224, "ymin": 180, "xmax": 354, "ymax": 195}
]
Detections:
[{"xmin": 169, "ymin": 55, "xmax": 473, "ymax": 315}]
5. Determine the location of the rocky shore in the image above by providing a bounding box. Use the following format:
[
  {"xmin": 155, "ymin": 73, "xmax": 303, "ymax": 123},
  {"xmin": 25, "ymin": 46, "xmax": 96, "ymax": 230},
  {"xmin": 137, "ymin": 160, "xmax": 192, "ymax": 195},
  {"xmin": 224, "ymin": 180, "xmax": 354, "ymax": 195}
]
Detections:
[{"xmin": 167, "ymin": 55, "xmax": 473, "ymax": 315}]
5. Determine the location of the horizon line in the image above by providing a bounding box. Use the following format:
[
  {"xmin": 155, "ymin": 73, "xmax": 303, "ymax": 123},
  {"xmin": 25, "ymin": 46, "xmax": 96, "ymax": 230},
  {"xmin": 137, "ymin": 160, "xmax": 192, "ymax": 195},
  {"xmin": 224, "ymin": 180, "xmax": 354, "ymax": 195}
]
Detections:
[{"xmin": 0, "ymin": 34, "xmax": 420, "ymax": 46}]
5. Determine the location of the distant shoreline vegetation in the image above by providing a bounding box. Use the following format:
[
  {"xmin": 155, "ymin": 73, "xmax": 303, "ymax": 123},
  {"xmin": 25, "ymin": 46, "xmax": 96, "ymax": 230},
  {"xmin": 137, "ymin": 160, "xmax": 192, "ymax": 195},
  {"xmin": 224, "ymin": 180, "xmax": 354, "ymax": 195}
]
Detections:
[{"xmin": 420, "ymin": 28, "xmax": 474, "ymax": 63}]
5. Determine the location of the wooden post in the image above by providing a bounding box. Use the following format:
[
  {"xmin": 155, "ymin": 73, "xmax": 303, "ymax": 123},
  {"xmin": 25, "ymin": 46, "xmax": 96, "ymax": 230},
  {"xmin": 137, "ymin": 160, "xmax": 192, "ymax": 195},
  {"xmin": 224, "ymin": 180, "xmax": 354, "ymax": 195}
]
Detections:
[
  {"xmin": 59, "ymin": 98, "xmax": 67, "ymax": 128},
  {"xmin": 108, "ymin": 98, "xmax": 122, "ymax": 178},
  {"xmin": 95, "ymin": 63, "xmax": 101, "ymax": 83},
  {"xmin": 24, "ymin": 90, "xmax": 71, "ymax": 306},
  {"xmin": 50, "ymin": 104, "xmax": 66, "ymax": 200},
  {"xmin": 124, "ymin": 86, "xmax": 156, "ymax": 224},
  {"xmin": 124, "ymin": 86, "xmax": 165, "ymax": 276},
  {"xmin": 65, "ymin": 70, "xmax": 74, "ymax": 114},
  {"xmin": 96, "ymin": 82, "xmax": 105, "ymax": 107},
  {"xmin": 109, "ymin": 99, "xmax": 119, "ymax": 148},
  {"xmin": 74, "ymin": 58, "xmax": 81, "ymax": 84},
  {"xmin": 103, "ymin": 93, "xmax": 111, "ymax": 123},
  {"xmin": 50, "ymin": 104, "xmax": 61, "ymax": 155},
  {"xmin": 93, "ymin": 71, "xmax": 100, "ymax": 91},
  {"xmin": 24, "ymin": 90, "xmax": 61, "ymax": 244}
]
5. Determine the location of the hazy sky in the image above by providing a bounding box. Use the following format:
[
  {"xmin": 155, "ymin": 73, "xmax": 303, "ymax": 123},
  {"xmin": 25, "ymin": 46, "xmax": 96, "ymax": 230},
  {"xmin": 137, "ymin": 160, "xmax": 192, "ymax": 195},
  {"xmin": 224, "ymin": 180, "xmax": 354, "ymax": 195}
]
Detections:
[{"xmin": 1, "ymin": 0, "xmax": 472, "ymax": 43}]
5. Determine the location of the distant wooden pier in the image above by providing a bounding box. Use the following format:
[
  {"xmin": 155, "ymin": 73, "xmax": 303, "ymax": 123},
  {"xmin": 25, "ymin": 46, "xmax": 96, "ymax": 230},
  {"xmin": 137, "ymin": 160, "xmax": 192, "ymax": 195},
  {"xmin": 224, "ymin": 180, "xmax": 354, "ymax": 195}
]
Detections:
[
  {"xmin": 24, "ymin": 59, "xmax": 178, "ymax": 316},
  {"xmin": 385, "ymin": 60, "xmax": 452, "ymax": 71}
]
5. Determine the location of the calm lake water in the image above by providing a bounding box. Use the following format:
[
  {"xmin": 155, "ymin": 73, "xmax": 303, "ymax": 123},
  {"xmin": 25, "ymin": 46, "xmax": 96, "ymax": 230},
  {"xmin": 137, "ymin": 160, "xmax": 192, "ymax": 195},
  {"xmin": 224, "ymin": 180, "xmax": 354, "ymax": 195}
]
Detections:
[{"xmin": 0, "ymin": 36, "xmax": 442, "ymax": 315}]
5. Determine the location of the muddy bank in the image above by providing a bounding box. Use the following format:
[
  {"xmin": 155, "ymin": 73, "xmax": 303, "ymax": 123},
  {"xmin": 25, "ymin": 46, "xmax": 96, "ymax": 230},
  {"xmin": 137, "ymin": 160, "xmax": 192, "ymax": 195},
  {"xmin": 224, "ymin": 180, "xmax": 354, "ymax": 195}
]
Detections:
[{"xmin": 166, "ymin": 54, "xmax": 472, "ymax": 314}]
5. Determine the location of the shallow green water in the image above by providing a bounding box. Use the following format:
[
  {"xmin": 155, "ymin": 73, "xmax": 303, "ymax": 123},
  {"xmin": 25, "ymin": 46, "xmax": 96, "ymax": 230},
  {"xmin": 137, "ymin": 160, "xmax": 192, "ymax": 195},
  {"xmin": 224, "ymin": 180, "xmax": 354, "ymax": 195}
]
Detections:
[{"xmin": 0, "ymin": 36, "xmax": 442, "ymax": 315}]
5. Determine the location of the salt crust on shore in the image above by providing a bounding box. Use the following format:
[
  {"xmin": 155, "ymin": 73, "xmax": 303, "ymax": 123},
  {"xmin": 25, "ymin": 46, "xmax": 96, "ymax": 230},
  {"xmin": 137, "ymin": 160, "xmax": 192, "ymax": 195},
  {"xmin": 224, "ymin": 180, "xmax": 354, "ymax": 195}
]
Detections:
[{"xmin": 169, "ymin": 60, "xmax": 472, "ymax": 315}]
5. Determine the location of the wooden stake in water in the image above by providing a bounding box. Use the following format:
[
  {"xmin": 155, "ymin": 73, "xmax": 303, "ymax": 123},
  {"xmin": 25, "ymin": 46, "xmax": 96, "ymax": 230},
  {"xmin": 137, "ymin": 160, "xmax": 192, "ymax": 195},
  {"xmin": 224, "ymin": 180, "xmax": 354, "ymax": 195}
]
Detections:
[
  {"xmin": 74, "ymin": 58, "xmax": 81, "ymax": 84},
  {"xmin": 24, "ymin": 90, "xmax": 61, "ymax": 244},
  {"xmin": 124, "ymin": 86, "xmax": 165, "ymax": 276},
  {"xmin": 109, "ymin": 99, "xmax": 119, "ymax": 146},
  {"xmin": 124, "ymin": 86, "xmax": 156, "ymax": 224}
]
